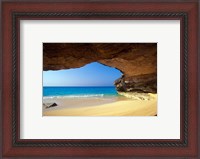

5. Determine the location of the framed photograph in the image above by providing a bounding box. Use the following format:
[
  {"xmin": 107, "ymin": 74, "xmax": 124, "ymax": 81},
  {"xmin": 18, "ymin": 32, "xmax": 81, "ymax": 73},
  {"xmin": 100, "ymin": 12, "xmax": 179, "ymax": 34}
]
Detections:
[
  {"xmin": 43, "ymin": 43, "xmax": 157, "ymax": 116},
  {"xmin": 1, "ymin": 0, "xmax": 199, "ymax": 158}
]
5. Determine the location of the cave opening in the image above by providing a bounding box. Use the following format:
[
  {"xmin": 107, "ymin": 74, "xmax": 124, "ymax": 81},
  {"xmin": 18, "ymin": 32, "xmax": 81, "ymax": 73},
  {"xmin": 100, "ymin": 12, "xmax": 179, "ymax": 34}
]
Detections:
[
  {"xmin": 43, "ymin": 62, "xmax": 122, "ymax": 87},
  {"xmin": 42, "ymin": 43, "xmax": 157, "ymax": 116},
  {"xmin": 43, "ymin": 62, "xmax": 123, "ymax": 97},
  {"xmin": 43, "ymin": 43, "xmax": 157, "ymax": 94}
]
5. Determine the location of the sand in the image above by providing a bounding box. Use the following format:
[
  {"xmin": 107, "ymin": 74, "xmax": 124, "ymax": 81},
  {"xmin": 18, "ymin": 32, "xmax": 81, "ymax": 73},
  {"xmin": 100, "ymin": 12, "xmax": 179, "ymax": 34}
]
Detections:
[{"xmin": 43, "ymin": 96, "xmax": 157, "ymax": 116}]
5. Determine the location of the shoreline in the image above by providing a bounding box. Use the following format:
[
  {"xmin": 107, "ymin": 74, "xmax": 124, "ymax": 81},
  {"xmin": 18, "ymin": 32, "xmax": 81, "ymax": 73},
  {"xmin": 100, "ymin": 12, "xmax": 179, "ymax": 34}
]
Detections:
[
  {"xmin": 43, "ymin": 95, "xmax": 126, "ymax": 112},
  {"xmin": 43, "ymin": 94, "xmax": 157, "ymax": 116}
]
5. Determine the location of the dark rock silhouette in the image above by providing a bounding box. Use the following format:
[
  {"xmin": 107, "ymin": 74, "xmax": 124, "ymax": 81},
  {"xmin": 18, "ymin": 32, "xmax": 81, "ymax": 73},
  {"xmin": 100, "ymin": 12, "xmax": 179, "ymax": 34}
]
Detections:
[{"xmin": 44, "ymin": 103, "xmax": 58, "ymax": 109}]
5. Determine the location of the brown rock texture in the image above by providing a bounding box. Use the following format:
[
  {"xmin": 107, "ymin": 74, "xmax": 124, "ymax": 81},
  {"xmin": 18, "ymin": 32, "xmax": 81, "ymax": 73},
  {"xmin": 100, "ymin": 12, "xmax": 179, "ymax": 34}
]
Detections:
[
  {"xmin": 43, "ymin": 43, "xmax": 157, "ymax": 93},
  {"xmin": 114, "ymin": 73, "xmax": 157, "ymax": 93}
]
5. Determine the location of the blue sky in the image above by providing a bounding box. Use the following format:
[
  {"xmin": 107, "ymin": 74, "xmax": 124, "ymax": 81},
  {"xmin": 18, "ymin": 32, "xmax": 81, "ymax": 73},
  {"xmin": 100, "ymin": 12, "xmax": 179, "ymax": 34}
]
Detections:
[{"xmin": 43, "ymin": 62, "xmax": 122, "ymax": 86}]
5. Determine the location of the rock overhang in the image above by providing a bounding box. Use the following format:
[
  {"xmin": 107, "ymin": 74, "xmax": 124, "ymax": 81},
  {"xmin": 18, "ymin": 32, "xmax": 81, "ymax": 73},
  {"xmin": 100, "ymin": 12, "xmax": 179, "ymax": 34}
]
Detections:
[{"xmin": 43, "ymin": 43, "xmax": 157, "ymax": 93}]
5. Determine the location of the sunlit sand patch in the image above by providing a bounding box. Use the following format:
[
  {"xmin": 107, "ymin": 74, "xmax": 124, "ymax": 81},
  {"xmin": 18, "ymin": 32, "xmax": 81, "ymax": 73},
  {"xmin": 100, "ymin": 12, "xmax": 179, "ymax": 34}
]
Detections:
[{"xmin": 43, "ymin": 95, "xmax": 157, "ymax": 116}]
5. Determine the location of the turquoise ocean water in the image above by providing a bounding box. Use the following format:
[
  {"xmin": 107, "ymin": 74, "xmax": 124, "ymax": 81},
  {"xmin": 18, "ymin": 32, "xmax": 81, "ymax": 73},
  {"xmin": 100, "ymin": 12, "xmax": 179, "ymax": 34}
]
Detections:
[{"xmin": 43, "ymin": 86, "xmax": 118, "ymax": 98}]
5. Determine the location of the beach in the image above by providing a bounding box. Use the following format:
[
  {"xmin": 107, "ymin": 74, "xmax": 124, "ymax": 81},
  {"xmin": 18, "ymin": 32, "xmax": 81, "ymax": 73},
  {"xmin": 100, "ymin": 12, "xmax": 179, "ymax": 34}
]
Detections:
[
  {"xmin": 43, "ymin": 94, "xmax": 157, "ymax": 116},
  {"xmin": 42, "ymin": 43, "xmax": 157, "ymax": 116}
]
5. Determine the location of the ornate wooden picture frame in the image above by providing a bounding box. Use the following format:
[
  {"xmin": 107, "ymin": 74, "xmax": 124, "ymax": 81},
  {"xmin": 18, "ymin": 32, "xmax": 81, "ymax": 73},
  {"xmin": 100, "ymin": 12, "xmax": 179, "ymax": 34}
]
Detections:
[{"xmin": 1, "ymin": 0, "xmax": 199, "ymax": 158}]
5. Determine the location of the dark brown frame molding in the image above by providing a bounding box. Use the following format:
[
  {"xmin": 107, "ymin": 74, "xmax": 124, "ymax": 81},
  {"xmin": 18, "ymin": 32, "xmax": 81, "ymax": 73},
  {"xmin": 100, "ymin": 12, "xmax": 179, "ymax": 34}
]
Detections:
[{"xmin": 1, "ymin": 0, "xmax": 199, "ymax": 158}]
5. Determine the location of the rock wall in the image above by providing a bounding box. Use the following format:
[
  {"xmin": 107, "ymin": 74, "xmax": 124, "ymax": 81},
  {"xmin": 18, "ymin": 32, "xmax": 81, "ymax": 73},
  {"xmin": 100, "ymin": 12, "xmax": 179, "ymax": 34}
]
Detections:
[
  {"xmin": 114, "ymin": 73, "xmax": 157, "ymax": 93},
  {"xmin": 43, "ymin": 43, "xmax": 157, "ymax": 93}
]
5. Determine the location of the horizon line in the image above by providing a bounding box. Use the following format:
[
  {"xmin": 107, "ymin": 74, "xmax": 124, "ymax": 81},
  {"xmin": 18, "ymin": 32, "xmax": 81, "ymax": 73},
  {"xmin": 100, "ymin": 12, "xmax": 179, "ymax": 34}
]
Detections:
[{"xmin": 43, "ymin": 86, "xmax": 115, "ymax": 87}]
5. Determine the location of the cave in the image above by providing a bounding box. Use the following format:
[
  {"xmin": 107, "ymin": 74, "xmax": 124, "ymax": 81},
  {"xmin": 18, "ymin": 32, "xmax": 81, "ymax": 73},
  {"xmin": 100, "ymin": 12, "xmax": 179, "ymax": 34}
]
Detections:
[{"xmin": 43, "ymin": 43, "xmax": 157, "ymax": 94}]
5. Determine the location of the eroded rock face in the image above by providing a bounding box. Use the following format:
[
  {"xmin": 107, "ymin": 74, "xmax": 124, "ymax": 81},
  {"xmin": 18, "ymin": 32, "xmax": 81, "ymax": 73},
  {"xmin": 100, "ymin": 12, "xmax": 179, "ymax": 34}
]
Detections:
[
  {"xmin": 114, "ymin": 73, "xmax": 157, "ymax": 93},
  {"xmin": 43, "ymin": 43, "xmax": 157, "ymax": 93}
]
